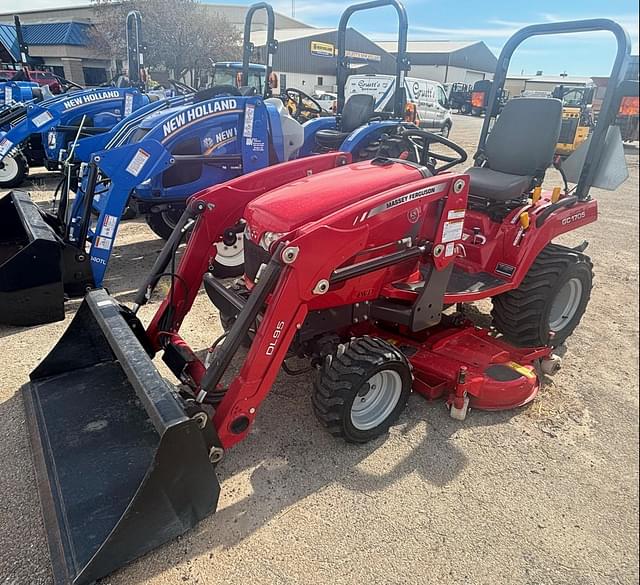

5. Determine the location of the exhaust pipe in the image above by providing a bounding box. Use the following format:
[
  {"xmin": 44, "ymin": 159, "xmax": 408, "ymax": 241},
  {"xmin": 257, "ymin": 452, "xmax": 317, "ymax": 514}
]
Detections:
[{"xmin": 24, "ymin": 289, "xmax": 221, "ymax": 584}]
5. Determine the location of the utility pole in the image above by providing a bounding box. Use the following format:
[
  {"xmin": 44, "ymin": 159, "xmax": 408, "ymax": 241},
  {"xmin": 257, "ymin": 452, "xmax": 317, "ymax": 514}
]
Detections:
[{"xmin": 292, "ymin": 0, "xmax": 295, "ymax": 18}]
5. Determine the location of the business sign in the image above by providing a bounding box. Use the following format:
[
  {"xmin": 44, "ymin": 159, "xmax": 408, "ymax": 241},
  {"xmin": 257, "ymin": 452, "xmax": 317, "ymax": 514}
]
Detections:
[
  {"xmin": 345, "ymin": 50, "xmax": 381, "ymax": 63},
  {"xmin": 311, "ymin": 41, "xmax": 335, "ymax": 58}
]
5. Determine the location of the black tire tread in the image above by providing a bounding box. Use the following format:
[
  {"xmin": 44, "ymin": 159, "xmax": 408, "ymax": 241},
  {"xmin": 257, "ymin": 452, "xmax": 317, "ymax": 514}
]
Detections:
[
  {"xmin": 312, "ymin": 336, "xmax": 411, "ymax": 443},
  {"xmin": 491, "ymin": 244, "xmax": 593, "ymax": 347}
]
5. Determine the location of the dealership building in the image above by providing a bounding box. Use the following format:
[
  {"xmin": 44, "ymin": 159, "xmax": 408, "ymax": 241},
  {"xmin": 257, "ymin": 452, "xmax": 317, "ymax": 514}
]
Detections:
[{"xmin": 1, "ymin": 3, "xmax": 492, "ymax": 91}]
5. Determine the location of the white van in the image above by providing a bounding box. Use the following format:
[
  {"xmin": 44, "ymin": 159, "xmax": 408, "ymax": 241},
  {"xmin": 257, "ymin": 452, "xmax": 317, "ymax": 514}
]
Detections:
[{"xmin": 345, "ymin": 74, "xmax": 453, "ymax": 137}]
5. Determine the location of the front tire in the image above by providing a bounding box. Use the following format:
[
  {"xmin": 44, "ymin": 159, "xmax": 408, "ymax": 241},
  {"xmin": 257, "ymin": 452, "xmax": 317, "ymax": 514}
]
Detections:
[
  {"xmin": 312, "ymin": 336, "xmax": 412, "ymax": 443},
  {"xmin": 145, "ymin": 209, "xmax": 183, "ymax": 240},
  {"xmin": 0, "ymin": 154, "xmax": 28, "ymax": 188},
  {"xmin": 491, "ymin": 244, "xmax": 593, "ymax": 347}
]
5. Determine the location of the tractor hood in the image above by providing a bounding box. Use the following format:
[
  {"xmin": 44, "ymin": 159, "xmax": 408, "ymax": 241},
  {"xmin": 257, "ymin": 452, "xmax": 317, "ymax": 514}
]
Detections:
[
  {"xmin": 244, "ymin": 160, "xmax": 425, "ymax": 243},
  {"xmin": 138, "ymin": 104, "xmax": 187, "ymax": 130}
]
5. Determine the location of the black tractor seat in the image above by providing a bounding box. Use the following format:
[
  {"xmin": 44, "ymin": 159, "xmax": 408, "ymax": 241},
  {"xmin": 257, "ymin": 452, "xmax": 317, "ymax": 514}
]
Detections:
[
  {"xmin": 315, "ymin": 94, "xmax": 375, "ymax": 150},
  {"xmin": 466, "ymin": 97, "xmax": 562, "ymax": 202}
]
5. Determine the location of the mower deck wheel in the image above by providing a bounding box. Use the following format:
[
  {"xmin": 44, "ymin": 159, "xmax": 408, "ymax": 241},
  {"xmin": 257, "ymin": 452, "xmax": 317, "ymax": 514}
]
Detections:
[
  {"xmin": 312, "ymin": 336, "xmax": 412, "ymax": 443},
  {"xmin": 491, "ymin": 244, "xmax": 593, "ymax": 347},
  {"xmin": 449, "ymin": 396, "xmax": 470, "ymax": 421}
]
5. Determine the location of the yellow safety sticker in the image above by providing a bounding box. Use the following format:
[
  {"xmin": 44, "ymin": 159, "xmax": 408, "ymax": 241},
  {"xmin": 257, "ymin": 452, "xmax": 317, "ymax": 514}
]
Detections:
[{"xmin": 507, "ymin": 361, "xmax": 536, "ymax": 379}]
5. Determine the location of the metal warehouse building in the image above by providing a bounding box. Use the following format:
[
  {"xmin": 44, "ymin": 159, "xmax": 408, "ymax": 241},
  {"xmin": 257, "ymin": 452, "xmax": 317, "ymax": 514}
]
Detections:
[
  {"xmin": 376, "ymin": 40, "xmax": 497, "ymax": 84},
  {"xmin": 0, "ymin": 3, "xmax": 311, "ymax": 85},
  {"xmin": 251, "ymin": 28, "xmax": 397, "ymax": 93}
]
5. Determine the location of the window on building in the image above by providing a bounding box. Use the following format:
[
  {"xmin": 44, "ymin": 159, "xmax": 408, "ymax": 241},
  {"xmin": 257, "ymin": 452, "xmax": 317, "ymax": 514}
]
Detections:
[
  {"xmin": 52, "ymin": 66, "xmax": 65, "ymax": 79},
  {"xmin": 280, "ymin": 73, "xmax": 287, "ymax": 89},
  {"xmin": 317, "ymin": 76, "xmax": 324, "ymax": 86},
  {"xmin": 82, "ymin": 67, "xmax": 108, "ymax": 86}
]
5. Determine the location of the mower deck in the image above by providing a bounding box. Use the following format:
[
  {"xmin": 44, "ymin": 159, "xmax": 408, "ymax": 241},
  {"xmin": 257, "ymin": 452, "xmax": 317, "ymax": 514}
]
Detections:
[{"xmin": 369, "ymin": 322, "xmax": 549, "ymax": 415}]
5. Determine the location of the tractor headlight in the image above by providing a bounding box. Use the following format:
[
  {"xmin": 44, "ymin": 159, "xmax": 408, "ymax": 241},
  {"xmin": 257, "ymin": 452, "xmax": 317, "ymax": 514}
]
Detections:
[
  {"xmin": 139, "ymin": 178, "xmax": 152, "ymax": 187},
  {"xmin": 259, "ymin": 231, "xmax": 286, "ymax": 251},
  {"xmin": 47, "ymin": 131, "xmax": 57, "ymax": 149}
]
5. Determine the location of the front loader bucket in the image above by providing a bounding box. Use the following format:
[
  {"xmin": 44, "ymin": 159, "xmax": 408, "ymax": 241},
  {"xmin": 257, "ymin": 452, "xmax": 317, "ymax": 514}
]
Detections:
[
  {"xmin": 0, "ymin": 191, "xmax": 64, "ymax": 326},
  {"xmin": 23, "ymin": 289, "xmax": 221, "ymax": 585}
]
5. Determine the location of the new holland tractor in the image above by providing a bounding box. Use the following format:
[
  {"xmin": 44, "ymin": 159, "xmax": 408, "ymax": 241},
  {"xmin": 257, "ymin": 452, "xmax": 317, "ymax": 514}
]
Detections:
[
  {"xmin": 0, "ymin": 11, "xmax": 159, "ymax": 188},
  {"xmin": 0, "ymin": 0, "xmax": 415, "ymax": 326},
  {"xmin": 14, "ymin": 18, "xmax": 632, "ymax": 585}
]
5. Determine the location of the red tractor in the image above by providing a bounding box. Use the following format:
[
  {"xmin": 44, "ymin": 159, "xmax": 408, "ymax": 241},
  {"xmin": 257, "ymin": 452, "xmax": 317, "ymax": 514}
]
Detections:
[{"xmin": 20, "ymin": 16, "xmax": 633, "ymax": 585}]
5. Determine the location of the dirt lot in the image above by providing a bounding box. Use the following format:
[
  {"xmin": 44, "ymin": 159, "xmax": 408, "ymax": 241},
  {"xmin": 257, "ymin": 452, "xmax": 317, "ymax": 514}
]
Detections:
[{"xmin": 0, "ymin": 114, "xmax": 638, "ymax": 585}]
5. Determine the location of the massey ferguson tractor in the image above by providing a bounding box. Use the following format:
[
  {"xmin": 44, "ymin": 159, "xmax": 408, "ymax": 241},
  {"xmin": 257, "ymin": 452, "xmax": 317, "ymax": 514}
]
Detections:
[{"xmin": 11, "ymin": 16, "xmax": 634, "ymax": 585}]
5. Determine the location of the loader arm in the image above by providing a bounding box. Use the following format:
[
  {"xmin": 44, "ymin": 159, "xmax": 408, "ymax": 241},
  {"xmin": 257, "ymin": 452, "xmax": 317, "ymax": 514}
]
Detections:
[
  {"xmin": 144, "ymin": 160, "xmax": 468, "ymax": 448},
  {"xmin": 144, "ymin": 152, "xmax": 352, "ymax": 344}
]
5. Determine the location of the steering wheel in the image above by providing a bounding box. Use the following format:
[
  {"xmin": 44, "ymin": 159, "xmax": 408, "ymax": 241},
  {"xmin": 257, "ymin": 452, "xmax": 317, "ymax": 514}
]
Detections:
[
  {"xmin": 284, "ymin": 88, "xmax": 323, "ymax": 122},
  {"xmin": 166, "ymin": 79, "xmax": 197, "ymax": 96},
  {"xmin": 379, "ymin": 128, "xmax": 467, "ymax": 175},
  {"xmin": 56, "ymin": 76, "xmax": 84, "ymax": 92}
]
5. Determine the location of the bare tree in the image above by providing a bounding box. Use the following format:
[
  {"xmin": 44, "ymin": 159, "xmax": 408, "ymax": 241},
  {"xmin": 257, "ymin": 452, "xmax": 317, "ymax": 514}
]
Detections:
[{"xmin": 91, "ymin": 0, "xmax": 242, "ymax": 85}]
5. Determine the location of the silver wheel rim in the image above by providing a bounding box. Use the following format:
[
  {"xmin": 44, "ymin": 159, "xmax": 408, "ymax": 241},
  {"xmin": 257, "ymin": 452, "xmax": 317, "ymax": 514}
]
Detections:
[
  {"xmin": 351, "ymin": 370, "xmax": 402, "ymax": 431},
  {"xmin": 215, "ymin": 237, "xmax": 244, "ymax": 267},
  {"xmin": 549, "ymin": 277, "xmax": 583, "ymax": 331},
  {"xmin": 0, "ymin": 156, "xmax": 19, "ymax": 182}
]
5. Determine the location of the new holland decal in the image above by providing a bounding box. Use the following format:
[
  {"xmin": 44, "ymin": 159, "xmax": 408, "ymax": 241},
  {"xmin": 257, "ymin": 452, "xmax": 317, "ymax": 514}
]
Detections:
[
  {"xmin": 62, "ymin": 90, "xmax": 122, "ymax": 110},
  {"xmin": 162, "ymin": 99, "xmax": 239, "ymax": 139}
]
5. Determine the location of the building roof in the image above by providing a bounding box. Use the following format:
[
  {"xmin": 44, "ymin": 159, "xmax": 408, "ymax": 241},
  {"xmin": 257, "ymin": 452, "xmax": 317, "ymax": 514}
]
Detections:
[
  {"xmin": 0, "ymin": 22, "xmax": 92, "ymax": 60},
  {"xmin": 250, "ymin": 27, "xmax": 332, "ymax": 45},
  {"xmin": 508, "ymin": 74, "xmax": 592, "ymax": 85},
  {"xmin": 376, "ymin": 40, "xmax": 479, "ymax": 54}
]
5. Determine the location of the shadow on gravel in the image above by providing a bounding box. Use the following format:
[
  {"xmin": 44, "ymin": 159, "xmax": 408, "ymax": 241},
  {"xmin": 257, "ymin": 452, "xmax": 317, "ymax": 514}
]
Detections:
[{"xmin": 1, "ymin": 334, "xmax": 524, "ymax": 585}]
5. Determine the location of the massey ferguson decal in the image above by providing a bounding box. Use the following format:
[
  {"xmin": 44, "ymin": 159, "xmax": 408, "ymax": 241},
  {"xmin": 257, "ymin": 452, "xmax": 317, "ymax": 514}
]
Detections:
[
  {"xmin": 62, "ymin": 90, "xmax": 122, "ymax": 110},
  {"xmin": 162, "ymin": 99, "xmax": 239, "ymax": 138},
  {"xmin": 360, "ymin": 182, "xmax": 448, "ymax": 222}
]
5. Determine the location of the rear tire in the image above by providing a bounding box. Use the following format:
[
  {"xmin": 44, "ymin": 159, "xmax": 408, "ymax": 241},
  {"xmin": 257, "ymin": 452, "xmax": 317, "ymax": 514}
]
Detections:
[
  {"xmin": 460, "ymin": 103, "xmax": 471, "ymax": 115},
  {"xmin": 0, "ymin": 154, "xmax": 28, "ymax": 188},
  {"xmin": 312, "ymin": 336, "xmax": 412, "ymax": 443},
  {"xmin": 491, "ymin": 244, "xmax": 593, "ymax": 347}
]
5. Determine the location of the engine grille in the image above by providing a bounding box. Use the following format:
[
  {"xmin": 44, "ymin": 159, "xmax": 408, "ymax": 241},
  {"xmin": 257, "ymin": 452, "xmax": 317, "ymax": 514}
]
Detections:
[{"xmin": 244, "ymin": 236, "xmax": 271, "ymax": 281}]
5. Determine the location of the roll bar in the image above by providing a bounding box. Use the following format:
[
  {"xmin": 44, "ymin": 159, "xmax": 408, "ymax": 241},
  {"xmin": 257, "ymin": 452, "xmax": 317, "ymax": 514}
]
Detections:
[
  {"xmin": 14, "ymin": 16, "xmax": 30, "ymax": 69},
  {"xmin": 336, "ymin": 0, "xmax": 410, "ymax": 118},
  {"xmin": 476, "ymin": 19, "xmax": 632, "ymax": 200},
  {"xmin": 126, "ymin": 11, "xmax": 144, "ymax": 88},
  {"xmin": 241, "ymin": 3, "xmax": 277, "ymax": 99}
]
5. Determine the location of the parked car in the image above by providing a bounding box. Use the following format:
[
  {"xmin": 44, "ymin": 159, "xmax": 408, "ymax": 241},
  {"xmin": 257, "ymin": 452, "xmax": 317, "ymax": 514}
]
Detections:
[
  {"xmin": 314, "ymin": 91, "xmax": 337, "ymax": 112},
  {"xmin": 345, "ymin": 74, "xmax": 453, "ymax": 137}
]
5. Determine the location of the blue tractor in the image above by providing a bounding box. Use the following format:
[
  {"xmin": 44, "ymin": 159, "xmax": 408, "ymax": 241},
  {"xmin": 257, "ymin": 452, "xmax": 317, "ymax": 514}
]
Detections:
[
  {"xmin": 0, "ymin": 11, "xmax": 166, "ymax": 188},
  {"xmin": 0, "ymin": 0, "xmax": 413, "ymax": 326}
]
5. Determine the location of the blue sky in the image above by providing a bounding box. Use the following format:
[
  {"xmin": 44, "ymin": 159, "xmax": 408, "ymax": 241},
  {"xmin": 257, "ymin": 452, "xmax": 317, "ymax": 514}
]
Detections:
[
  {"xmin": 3, "ymin": 0, "xmax": 638, "ymax": 76},
  {"xmin": 217, "ymin": 0, "xmax": 639, "ymax": 77}
]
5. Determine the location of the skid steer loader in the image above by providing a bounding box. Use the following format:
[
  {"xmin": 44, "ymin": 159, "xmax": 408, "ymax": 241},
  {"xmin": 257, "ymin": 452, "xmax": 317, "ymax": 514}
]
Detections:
[
  {"xmin": 0, "ymin": 0, "xmax": 414, "ymax": 326},
  {"xmin": 19, "ymin": 18, "xmax": 632, "ymax": 585}
]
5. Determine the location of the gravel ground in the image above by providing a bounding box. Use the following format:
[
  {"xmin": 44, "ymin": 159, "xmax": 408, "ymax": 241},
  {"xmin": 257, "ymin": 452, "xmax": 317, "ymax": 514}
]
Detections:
[{"xmin": 0, "ymin": 114, "xmax": 638, "ymax": 585}]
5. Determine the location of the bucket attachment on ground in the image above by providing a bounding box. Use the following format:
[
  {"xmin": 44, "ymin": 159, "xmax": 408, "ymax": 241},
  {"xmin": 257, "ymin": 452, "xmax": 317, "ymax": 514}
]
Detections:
[
  {"xmin": 0, "ymin": 191, "xmax": 95, "ymax": 327},
  {"xmin": 0, "ymin": 191, "xmax": 65, "ymax": 326},
  {"xmin": 23, "ymin": 289, "xmax": 221, "ymax": 585}
]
